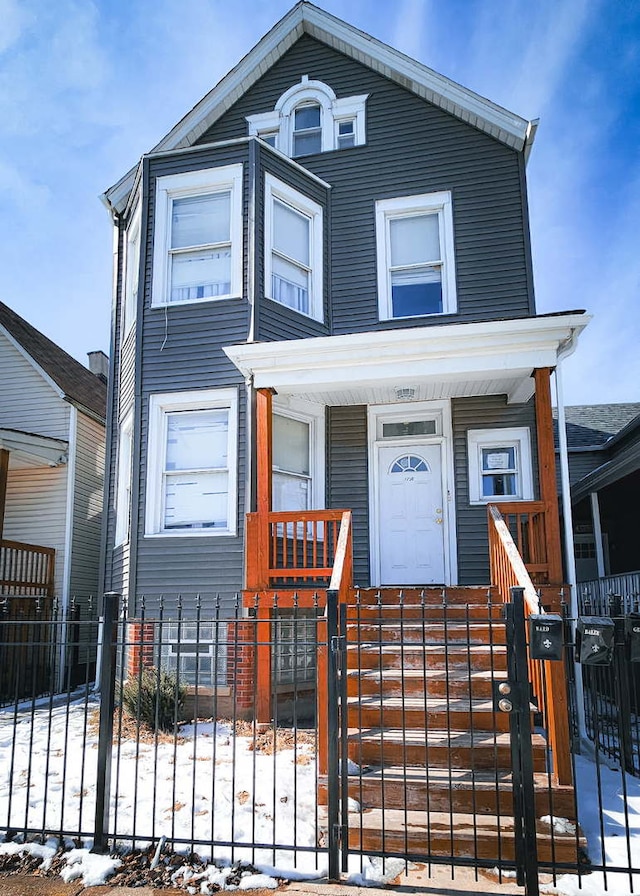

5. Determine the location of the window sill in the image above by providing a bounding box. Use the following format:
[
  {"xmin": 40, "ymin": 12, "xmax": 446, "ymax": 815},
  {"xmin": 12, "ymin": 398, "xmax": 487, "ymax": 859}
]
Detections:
[
  {"xmin": 143, "ymin": 529, "xmax": 237, "ymax": 538},
  {"xmin": 150, "ymin": 293, "xmax": 243, "ymax": 310}
]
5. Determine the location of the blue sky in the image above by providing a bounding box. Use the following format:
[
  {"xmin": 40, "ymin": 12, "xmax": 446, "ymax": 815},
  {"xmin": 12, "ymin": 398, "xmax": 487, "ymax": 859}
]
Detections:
[{"xmin": 0, "ymin": 0, "xmax": 638, "ymax": 405}]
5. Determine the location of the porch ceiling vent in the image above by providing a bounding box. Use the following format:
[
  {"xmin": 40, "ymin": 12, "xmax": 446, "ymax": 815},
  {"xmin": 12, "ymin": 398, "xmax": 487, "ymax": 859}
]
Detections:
[{"xmin": 395, "ymin": 387, "xmax": 416, "ymax": 401}]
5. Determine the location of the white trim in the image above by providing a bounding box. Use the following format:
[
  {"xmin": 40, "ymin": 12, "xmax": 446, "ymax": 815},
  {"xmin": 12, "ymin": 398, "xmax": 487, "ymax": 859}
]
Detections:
[
  {"xmin": 376, "ymin": 191, "xmax": 456, "ymax": 320},
  {"xmin": 367, "ymin": 400, "xmax": 457, "ymax": 587},
  {"xmin": 467, "ymin": 427, "xmax": 533, "ymax": 504},
  {"xmin": 224, "ymin": 313, "xmax": 591, "ymax": 397},
  {"xmin": 0, "ymin": 323, "xmax": 66, "ymax": 402},
  {"xmin": 273, "ymin": 396, "xmax": 325, "ymax": 511},
  {"xmin": 264, "ymin": 173, "xmax": 323, "ymax": 321},
  {"xmin": 145, "ymin": 387, "xmax": 238, "ymax": 537},
  {"xmin": 103, "ymin": 2, "xmax": 533, "ymax": 212},
  {"xmin": 590, "ymin": 491, "xmax": 606, "ymax": 578},
  {"xmin": 114, "ymin": 410, "xmax": 134, "ymax": 547},
  {"xmin": 61, "ymin": 406, "xmax": 77, "ymax": 614},
  {"xmin": 122, "ymin": 202, "xmax": 141, "ymax": 339},
  {"xmin": 151, "ymin": 164, "xmax": 243, "ymax": 308}
]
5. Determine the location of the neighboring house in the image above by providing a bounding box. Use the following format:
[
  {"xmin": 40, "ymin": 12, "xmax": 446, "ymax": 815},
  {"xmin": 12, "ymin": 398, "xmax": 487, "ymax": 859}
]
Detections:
[
  {"xmin": 100, "ymin": 3, "xmax": 589, "ymax": 645},
  {"xmin": 555, "ymin": 403, "xmax": 640, "ymax": 582},
  {"xmin": 0, "ymin": 301, "xmax": 107, "ymax": 688}
]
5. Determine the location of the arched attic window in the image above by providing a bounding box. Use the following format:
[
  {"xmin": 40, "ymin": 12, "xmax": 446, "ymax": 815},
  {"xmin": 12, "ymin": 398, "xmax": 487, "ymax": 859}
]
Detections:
[{"xmin": 246, "ymin": 77, "xmax": 368, "ymax": 158}]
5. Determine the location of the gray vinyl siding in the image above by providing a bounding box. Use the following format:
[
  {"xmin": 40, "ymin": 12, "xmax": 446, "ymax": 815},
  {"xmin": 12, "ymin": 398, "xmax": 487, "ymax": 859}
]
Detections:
[
  {"xmin": 197, "ymin": 34, "xmax": 534, "ymax": 333},
  {"xmin": 567, "ymin": 451, "xmax": 603, "ymax": 487},
  {"xmin": 256, "ymin": 145, "xmax": 330, "ymax": 341},
  {"xmin": 452, "ymin": 396, "xmax": 539, "ymax": 585},
  {"xmin": 131, "ymin": 144, "xmax": 252, "ymax": 610},
  {"xmin": 326, "ymin": 406, "xmax": 370, "ymax": 587},
  {"xmin": 69, "ymin": 412, "xmax": 105, "ymax": 603}
]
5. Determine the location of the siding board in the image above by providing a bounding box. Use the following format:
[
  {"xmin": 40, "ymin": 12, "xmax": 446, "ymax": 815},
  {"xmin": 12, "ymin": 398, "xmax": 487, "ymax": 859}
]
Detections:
[
  {"xmin": 452, "ymin": 396, "xmax": 539, "ymax": 584},
  {"xmin": 327, "ymin": 406, "xmax": 370, "ymax": 586},
  {"xmin": 197, "ymin": 35, "xmax": 533, "ymax": 334}
]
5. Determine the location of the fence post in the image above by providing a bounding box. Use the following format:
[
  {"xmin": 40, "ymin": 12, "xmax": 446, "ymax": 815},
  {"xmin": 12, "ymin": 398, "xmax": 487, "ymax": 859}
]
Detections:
[
  {"xmin": 505, "ymin": 586, "xmax": 540, "ymax": 896},
  {"xmin": 92, "ymin": 591, "xmax": 119, "ymax": 853}
]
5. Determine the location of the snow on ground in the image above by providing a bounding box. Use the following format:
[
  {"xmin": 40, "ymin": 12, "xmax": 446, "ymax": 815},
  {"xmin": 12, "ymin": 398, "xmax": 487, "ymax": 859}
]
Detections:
[{"xmin": 2, "ymin": 699, "xmax": 640, "ymax": 891}]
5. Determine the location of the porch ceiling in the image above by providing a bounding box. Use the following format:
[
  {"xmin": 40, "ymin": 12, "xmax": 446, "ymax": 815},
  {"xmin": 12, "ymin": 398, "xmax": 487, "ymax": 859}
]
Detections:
[
  {"xmin": 224, "ymin": 312, "xmax": 590, "ymax": 406},
  {"xmin": 0, "ymin": 429, "xmax": 68, "ymax": 469}
]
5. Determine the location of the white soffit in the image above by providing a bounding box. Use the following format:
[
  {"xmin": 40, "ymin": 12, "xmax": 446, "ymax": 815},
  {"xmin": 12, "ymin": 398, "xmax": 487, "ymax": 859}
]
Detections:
[
  {"xmin": 0, "ymin": 429, "xmax": 68, "ymax": 469},
  {"xmin": 103, "ymin": 2, "xmax": 533, "ymax": 212},
  {"xmin": 224, "ymin": 313, "xmax": 590, "ymax": 405}
]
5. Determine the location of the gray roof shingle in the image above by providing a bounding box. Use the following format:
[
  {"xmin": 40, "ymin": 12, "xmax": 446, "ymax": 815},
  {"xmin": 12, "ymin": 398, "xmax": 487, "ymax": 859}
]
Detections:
[{"xmin": 554, "ymin": 403, "xmax": 640, "ymax": 449}]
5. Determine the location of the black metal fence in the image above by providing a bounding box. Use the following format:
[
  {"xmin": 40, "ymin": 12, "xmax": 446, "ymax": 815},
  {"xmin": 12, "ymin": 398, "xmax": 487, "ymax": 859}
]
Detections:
[{"xmin": 2, "ymin": 587, "xmax": 640, "ymax": 892}]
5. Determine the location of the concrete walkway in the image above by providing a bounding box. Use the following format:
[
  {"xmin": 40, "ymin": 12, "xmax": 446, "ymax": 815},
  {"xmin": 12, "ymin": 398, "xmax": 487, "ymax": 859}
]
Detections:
[{"xmin": 0, "ymin": 866, "xmax": 532, "ymax": 895}]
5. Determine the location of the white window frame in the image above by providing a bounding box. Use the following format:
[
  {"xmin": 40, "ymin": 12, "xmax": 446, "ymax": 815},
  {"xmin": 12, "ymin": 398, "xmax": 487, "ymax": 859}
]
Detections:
[
  {"xmin": 375, "ymin": 191, "xmax": 457, "ymax": 320},
  {"xmin": 272, "ymin": 398, "xmax": 325, "ymax": 512},
  {"xmin": 246, "ymin": 78, "xmax": 367, "ymax": 156},
  {"xmin": 122, "ymin": 203, "xmax": 141, "ymax": 339},
  {"xmin": 151, "ymin": 165, "xmax": 243, "ymax": 308},
  {"xmin": 145, "ymin": 388, "xmax": 238, "ymax": 537},
  {"xmin": 264, "ymin": 174, "xmax": 323, "ymax": 322},
  {"xmin": 467, "ymin": 427, "xmax": 534, "ymax": 504},
  {"xmin": 114, "ymin": 410, "xmax": 134, "ymax": 546}
]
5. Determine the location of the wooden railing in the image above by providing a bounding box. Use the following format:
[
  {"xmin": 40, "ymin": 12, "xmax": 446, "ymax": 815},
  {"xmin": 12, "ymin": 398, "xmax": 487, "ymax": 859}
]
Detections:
[
  {"xmin": 0, "ymin": 539, "xmax": 55, "ymax": 597},
  {"xmin": 245, "ymin": 509, "xmax": 347, "ymax": 591},
  {"xmin": 487, "ymin": 504, "xmax": 571, "ymax": 785},
  {"xmin": 317, "ymin": 510, "xmax": 353, "ymax": 775}
]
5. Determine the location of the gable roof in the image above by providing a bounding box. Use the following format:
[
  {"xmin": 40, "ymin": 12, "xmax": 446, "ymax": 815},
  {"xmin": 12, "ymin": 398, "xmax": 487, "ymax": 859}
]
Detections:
[
  {"xmin": 554, "ymin": 403, "xmax": 640, "ymax": 450},
  {"xmin": 0, "ymin": 302, "xmax": 107, "ymax": 422},
  {"xmin": 104, "ymin": 1, "xmax": 536, "ymax": 213}
]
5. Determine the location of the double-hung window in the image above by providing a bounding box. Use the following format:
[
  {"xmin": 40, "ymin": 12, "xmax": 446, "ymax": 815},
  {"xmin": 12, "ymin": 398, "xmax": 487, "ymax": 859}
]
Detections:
[
  {"xmin": 376, "ymin": 191, "xmax": 456, "ymax": 320},
  {"xmin": 467, "ymin": 427, "xmax": 533, "ymax": 504},
  {"xmin": 152, "ymin": 165, "xmax": 243, "ymax": 307},
  {"xmin": 272, "ymin": 402, "xmax": 325, "ymax": 513},
  {"xmin": 292, "ymin": 103, "xmax": 322, "ymax": 156},
  {"xmin": 265, "ymin": 174, "xmax": 323, "ymax": 321},
  {"xmin": 145, "ymin": 389, "xmax": 238, "ymax": 536}
]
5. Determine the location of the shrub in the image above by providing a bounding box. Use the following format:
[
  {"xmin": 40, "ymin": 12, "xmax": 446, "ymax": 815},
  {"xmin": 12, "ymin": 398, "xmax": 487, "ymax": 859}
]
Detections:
[{"xmin": 121, "ymin": 667, "xmax": 186, "ymax": 733}]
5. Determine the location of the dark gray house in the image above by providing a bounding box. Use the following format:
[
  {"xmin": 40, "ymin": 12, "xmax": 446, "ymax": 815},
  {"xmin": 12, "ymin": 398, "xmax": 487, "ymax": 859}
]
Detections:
[
  {"xmin": 100, "ymin": 2, "xmax": 588, "ymax": 619},
  {"xmin": 556, "ymin": 403, "xmax": 640, "ymax": 582}
]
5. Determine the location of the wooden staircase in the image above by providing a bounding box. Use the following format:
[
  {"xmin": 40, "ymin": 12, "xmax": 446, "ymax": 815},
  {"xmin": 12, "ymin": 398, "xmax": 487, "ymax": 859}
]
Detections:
[{"xmin": 320, "ymin": 585, "xmax": 583, "ymax": 867}]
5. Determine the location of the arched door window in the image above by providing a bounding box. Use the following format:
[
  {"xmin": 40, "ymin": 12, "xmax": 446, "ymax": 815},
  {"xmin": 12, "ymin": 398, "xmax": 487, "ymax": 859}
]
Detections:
[{"xmin": 390, "ymin": 454, "xmax": 429, "ymax": 474}]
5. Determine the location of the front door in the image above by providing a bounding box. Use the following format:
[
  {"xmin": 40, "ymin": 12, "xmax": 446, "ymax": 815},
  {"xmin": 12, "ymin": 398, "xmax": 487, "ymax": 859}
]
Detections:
[{"xmin": 377, "ymin": 443, "xmax": 445, "ymax": 585}]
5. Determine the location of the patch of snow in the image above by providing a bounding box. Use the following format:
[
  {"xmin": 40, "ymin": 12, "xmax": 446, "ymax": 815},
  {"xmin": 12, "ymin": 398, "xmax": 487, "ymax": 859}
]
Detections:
[
  {"xmin": 540, "ymin": 815, "xmax": 576, "ymax": 835},
  {"xmin": 59, "ymin": 848, "xmax": 122, "ymax": 886}
]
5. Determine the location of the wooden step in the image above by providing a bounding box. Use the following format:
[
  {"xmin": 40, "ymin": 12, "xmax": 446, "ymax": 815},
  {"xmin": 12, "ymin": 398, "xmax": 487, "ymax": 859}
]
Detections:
[
  {"xmin": 347, "ymin": 696, "xmax": 513, "ymax": 732},
  {"xmin": 347, "ymin": 603, "xmax": 505, "ymax": 621},
  {"xmin": 347, "ymin": 622, "xmax": 505, "ymax": 645},
  {"xmin": 347, "ymin": 728, "xmax": 547, "ymax": 771},
  {"xmin": 347, "ymin": 668, "xmax": 507, "ymax": 699},
  {"xmin": 346, "ymin": 808, "xmax": 583, "ymax": 864},
  {"xmin": 319, "ymin": 767, "xmax": 576, "ymax": 818},
  {"xmin": 349, "ymin": 644, "xmax": 507, "ymax": 672},
  {"xmin": 355, "ymin": 587, "xmax": 497, "ymax": 606}
]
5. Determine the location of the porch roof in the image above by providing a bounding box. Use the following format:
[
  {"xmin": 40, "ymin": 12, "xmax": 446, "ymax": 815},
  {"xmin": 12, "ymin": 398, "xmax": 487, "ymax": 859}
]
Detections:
[
  {"xmin": 0, "ymin": 428, "xmax": 68, "ymax": 470},
  {"xmin": 224, "ymin": 312, "xmax": 590, "ymax": 406}
]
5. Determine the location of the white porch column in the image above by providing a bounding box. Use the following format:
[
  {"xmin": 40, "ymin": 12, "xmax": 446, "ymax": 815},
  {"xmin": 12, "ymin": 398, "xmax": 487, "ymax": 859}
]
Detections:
[{"xmin": 590, "ymin": 491, "xmax": 606, "ymax": 579}]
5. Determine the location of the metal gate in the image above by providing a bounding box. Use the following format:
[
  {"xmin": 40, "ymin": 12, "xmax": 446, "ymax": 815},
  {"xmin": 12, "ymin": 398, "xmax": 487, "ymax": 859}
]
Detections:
[{"xmin": 325, "ymin": 585, "xmax": 584, "ymax": 895}]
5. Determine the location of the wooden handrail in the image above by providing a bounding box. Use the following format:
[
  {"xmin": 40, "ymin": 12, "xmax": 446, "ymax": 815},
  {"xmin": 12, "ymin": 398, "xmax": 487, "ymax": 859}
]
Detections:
[
  {"xmin": 487, "ymin": 503, "xmax": 571, "ymax": 787},
  {"xmin": 318, "ymin": 510, "xmax": 353, "ymax": 775},
  {"xmin": 487, "ymin": 505, "xmax": 539, "ymax": 613}
]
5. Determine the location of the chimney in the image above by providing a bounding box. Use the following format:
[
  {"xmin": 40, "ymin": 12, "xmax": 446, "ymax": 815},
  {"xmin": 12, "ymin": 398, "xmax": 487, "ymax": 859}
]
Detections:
[{"xmin": 88, "ymin": 350, "xmax": 109, "ymax": 383}]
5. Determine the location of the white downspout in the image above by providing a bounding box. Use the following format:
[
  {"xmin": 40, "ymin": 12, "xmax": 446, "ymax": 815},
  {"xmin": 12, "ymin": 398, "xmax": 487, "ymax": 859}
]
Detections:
[
  {"xmin": 554, "ymin": 363, "xmax": 586, "ymax": 742},
  {"xmin": 58, "ymin": 405, "xmax": 77, "ymax": 689}
]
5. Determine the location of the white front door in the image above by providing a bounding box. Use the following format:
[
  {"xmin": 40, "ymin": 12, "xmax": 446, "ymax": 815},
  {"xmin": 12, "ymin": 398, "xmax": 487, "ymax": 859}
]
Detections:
[{"xmin": 377, "ymin": 443, "xmax": 445, "ymax": 585}]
